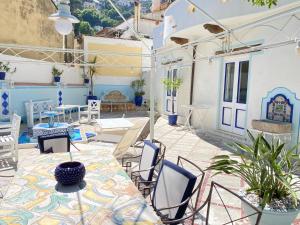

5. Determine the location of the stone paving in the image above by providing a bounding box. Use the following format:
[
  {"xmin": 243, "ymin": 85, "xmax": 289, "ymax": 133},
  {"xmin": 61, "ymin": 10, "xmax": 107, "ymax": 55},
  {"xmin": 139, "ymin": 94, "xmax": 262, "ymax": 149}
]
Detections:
[{"xmin": 1, "ymin": 116, "xmax": 300, "ymax": 224}]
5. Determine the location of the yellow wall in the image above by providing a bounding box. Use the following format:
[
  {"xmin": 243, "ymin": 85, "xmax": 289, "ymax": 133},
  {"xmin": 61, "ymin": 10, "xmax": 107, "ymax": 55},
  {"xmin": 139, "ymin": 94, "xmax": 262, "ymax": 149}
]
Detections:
[
  {"xmin": 87, "ymin": 43, "xmax": 142, "ymax": 77},
  {"xmin": 0, "ymin": 0, "xmax": 73, "ymax": 61}
]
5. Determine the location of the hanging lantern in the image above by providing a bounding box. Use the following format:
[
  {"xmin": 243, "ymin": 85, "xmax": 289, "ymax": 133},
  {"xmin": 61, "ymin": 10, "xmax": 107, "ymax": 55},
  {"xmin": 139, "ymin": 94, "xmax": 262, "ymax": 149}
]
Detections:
[{"xmin": 49, "ymin": 0, "xmax": 79, "ymax": 36}]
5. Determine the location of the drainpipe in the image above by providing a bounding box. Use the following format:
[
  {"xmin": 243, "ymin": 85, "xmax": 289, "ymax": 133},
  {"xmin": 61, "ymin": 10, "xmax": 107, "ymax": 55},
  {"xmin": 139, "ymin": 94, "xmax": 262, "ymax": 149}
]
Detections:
[{"xmin": 189, "ymin": 45, "xmax": 197, "ymax": 123}]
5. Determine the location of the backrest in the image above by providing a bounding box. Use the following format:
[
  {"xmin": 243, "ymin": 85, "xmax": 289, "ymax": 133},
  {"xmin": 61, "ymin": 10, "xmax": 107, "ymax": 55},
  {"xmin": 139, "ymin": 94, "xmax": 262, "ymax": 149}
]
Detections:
[
  {"xmin": 102, "ymin": 90, "xmax": 127, "ymax": 102},
  {"xmin": 152, "ymin": 160, "xmax": 197, "ymax": 220},
  {"xmin": 11, "ymin": 114, "xmax": 21, "ymax": 142},
  {"xmin": 139, "ymin": 140, "xmax": 160, "ymax": 181},
  {"xmin": 88, "ymin": 100, "xmax": 101, "ymax": 112},
  {"xmin": 38, "ymin": 134, "xmax": 70, "ymax": 154}
]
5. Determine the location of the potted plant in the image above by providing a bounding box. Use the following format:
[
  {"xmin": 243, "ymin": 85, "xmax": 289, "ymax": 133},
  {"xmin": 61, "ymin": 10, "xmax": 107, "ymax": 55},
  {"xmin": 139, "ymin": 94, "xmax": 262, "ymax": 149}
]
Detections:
[
  {"xmin": 0, "ymin": 62, "xmax": 16, "ymax": 80},
  {"xmin": 52, "ymin": 66, "xmax": 63, "ymax": 83},
  {"xmin": 162, "ymin": 77, "xmax": 183, "ymax": 125},
  {"xmin": 208, "ymin": 131, "xmax": 300, "ymax": 225},
  {"xmin": 82, "ymin": 73, "xmax": 89, "ymax": 84},
  {"xmin": 86, "ymin": 56, "xmax": 97, "ymax": 101},
  {"xmin": 131, "ymin": 79, "xmax": 145, "ymax": 107}
]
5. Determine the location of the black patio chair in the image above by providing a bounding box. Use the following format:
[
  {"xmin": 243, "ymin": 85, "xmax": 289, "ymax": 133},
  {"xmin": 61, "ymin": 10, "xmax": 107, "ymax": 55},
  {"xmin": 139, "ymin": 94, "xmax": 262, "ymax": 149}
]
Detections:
[
  {"xmin": 38, "ymin": 133, "xmax": 70, "ymax": 154},
  {"xmin": 122, "ymin": 139, "xmax": 166, "ymax": 196}
]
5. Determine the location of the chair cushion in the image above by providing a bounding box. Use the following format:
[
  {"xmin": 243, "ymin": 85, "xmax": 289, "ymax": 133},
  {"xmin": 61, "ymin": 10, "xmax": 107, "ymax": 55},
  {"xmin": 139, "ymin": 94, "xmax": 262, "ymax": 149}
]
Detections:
[
  {"xmin": 38, "ymin": 134, "xmax": 70, "ymax": 154},
  {"xmin": 152, "ymin": 160, "xmax": 197, "ymax": 220},
  {"xmin": 139, "ymin": 140, "xmax": 159, "ymax": 181}
]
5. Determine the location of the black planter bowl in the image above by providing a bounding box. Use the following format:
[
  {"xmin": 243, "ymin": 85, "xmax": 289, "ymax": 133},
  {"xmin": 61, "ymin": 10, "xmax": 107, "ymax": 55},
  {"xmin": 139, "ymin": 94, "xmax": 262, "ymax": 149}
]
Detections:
[{"xmin": 55, "ymin": 161, "xmax": 86, "ymax": 186}]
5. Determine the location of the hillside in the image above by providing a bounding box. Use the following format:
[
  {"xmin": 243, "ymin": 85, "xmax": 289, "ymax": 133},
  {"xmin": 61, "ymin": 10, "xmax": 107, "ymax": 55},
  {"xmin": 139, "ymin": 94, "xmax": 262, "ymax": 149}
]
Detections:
[{"xmin": 63, "ymin": 0, "xmax": 152, "ymax": 36}]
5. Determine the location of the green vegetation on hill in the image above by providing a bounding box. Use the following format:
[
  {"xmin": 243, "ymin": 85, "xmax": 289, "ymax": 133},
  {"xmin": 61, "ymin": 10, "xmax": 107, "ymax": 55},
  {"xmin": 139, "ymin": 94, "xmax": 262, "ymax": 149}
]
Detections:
[{"xmin": 70, "ymin": 0, "xmax": 135, "ymax": 36}]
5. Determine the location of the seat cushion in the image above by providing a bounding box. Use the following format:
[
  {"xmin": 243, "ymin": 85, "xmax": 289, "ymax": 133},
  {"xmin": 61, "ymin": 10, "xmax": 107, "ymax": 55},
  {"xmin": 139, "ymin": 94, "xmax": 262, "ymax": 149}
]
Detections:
[
  {"xmin": 139, "ymin": 140, "xmax": 159, "ymax": 181},
  {"xmin": 152, "ymin": 160, "xmax": 197, "ymax": 220}
]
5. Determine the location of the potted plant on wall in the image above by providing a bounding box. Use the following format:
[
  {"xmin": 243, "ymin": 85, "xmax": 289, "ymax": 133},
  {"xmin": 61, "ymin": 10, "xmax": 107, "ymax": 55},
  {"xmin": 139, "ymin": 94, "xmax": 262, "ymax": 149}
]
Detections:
[
  {"xmin": 208, "ymin": 131, "xmax": 300, "ymax": 225},
  {"xmin": 0, "ymin": 62, "xmax": 16, "ymax": 80},
  {"xmin": 131, "ymin": 79, "xmax": 145, "ymax": 107},
  {"xmin": 82, "ymin": 73, "xmax": 89, "ymax": 85},
  {"xmin": 87, "ymin": 56, "xmax": 97, "ymax": 101},
  {"xmin": 52, "ymin": 66, "xmax": 63, "ymax": 83},
  {"xmin": 162, "ymin": 77, "xmax": 183, "ymax": 125}
]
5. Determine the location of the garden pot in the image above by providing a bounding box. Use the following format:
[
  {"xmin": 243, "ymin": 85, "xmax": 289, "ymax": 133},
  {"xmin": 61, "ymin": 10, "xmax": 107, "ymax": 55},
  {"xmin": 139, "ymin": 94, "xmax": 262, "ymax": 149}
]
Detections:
[
  {"xmin": 134, "ymin": 96, "xmax": 143, "ymax": 106},
  {"xmin": 168, "ymin": 114, "xmax": 178, "ymax": 126},
  {"xmin": 0, "ymin": 72, "xmax": 6, "ymax": 80},
  {"xmin": 242, "ymin": 200, "xmax": 300, "ymax": 225},
  {"xmin": 54, "ymin": 76, "xmax": 61, "ymax": 82},
  {"xmin": 86, "ymin": 95, "xmax": 97, "ymax": 104},
  {"xmin": 84, "ymin": 78, "xmax": 89, "ymax": 84}
]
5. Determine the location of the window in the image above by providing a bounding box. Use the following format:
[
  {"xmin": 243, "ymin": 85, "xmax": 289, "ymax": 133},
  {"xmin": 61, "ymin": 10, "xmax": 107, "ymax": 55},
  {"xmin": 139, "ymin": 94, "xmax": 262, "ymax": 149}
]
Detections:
[
  {"xmin": 223, "ymin": 63, "xmax": 235, "ymax": 102},
  {"xmin": 237, "ymin": 61, "xmax": 249, "ymax": 104}
]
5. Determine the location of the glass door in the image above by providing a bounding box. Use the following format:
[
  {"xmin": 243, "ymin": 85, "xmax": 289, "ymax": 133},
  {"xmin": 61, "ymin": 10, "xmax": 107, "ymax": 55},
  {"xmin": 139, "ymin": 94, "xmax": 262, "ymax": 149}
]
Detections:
[{"xmin": 220, "ymin": 58, "xmax": 249, "ymax": 135}]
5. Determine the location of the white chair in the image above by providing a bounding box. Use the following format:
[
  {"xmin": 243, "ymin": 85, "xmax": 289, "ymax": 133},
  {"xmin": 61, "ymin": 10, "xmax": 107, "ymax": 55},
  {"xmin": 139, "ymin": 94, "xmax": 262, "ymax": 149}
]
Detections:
[
  {"xmin": 0, "ymin": 114, "xmax": 21, "ymax": 162},
  {"xmin": 80, "ymin": 100, "xmax": 101, "ymax": 123}
]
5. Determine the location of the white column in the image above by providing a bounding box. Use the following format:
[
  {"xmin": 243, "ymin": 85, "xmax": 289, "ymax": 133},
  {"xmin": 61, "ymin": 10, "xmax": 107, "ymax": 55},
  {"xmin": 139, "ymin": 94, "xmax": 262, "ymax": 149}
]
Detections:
[{"xmin": 150, "ymin": 50, "xmax": 156, "ymax": 141}]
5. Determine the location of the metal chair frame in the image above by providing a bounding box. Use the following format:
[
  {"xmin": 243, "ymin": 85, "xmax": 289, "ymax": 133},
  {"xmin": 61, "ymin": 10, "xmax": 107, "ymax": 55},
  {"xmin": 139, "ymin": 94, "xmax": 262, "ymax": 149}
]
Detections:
[
  {"xmin": 150, "ymin": 177, "xmax": 262, "ymax": 225},
  {"xmin": 148, "ymin": 156, "xmax": 205, "ymax": 224},
  {"xmin": 122, "ymin": 139, "xmax": 166, "ymax": 196}
]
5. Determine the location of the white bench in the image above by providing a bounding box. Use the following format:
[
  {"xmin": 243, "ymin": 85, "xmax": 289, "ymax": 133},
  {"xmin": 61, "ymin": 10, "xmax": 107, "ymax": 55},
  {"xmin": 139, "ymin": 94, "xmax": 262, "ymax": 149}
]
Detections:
[{"xmin": 25, "ymin": 100, "xmax": 63, "ymax": 128}]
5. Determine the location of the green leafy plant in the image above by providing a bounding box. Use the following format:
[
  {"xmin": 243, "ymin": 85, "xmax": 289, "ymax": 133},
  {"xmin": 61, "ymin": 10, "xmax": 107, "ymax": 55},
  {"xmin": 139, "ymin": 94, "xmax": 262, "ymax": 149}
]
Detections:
[
  {"xmin": 247, "ymin": 0, "xmax": 278, "ymax": 8},
  {"xmin": 52, "ymin": 66, "xmax": 64, "ymax": 77},
  {"xmin": 0, "ymin": 62, "xmax": 16, "ymax": 73},
  {"xmin": 162, "ymin": 77, "xmax": 183, "ymax": 114},
  {"xmin": 208, "ymin": 130, "xmax": 300, "ymax": 209},
  {"xmin": 131, "ymin": 79, "xmax": 145, "ymax": 97}
]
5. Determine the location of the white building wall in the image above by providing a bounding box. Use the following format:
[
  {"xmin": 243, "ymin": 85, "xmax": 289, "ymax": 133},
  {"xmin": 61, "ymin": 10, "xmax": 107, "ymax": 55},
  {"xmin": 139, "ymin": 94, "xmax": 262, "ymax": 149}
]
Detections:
[
  {"xmin": 190, "ymin": 14, "xmax": 300, "ymax": 140},
  {"xmin": 0, "ymin": 54, "xmax": 83, "ymax": 84},
  {"xmin": 154, "ymin": 46, "xmax": 193, "ymax": 123},
  {"xmin": 154, "ymin": 8, "xmax": 300, "ymax": 146}
]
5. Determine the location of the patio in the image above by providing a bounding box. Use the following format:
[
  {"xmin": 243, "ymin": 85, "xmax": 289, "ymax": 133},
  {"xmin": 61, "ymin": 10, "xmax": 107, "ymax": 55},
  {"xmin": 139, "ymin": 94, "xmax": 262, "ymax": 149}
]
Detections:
[
  {"xmin": 1, "ymin": 115, "xmax": 300, "ymax": 224},
  {"xmin": 0, "ymin": 0, "xmax": 300, "ymax": 224}
]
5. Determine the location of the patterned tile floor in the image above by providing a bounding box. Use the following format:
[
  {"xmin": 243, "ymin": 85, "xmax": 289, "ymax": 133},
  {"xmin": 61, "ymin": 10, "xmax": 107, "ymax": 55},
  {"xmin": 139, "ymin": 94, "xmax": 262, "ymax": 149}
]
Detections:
[{"xmin": 1, "ymin": 116, "xmax": 300, "ymax": 224}]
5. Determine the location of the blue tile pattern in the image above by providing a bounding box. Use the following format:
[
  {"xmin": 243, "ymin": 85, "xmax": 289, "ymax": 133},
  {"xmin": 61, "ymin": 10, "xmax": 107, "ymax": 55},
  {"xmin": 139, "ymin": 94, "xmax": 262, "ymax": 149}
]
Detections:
[
  {"xmin": 58, "ymin": 90, "xmax": 63, "ymax": 106},
  {"xmin": 2, "ymin": 91, "xmax": 9, "ymax": 116}
]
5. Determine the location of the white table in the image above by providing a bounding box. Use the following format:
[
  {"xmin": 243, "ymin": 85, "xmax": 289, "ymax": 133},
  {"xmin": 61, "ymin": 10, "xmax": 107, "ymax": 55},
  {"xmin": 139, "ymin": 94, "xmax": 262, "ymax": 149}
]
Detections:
[
  {"xmin": 95, "ymin": 118, "xmax": 134, "ymax": 142},
  {"xmin": 56, "ymin": 105, "xmax": 84, "ymax": 122},
  {"xmin": 96, "ymin": 118, "xmax": 134, "ymax": 130},
  {"xmin": 181, "ymin": 104, "xmax": 211, "ymax": 131}
]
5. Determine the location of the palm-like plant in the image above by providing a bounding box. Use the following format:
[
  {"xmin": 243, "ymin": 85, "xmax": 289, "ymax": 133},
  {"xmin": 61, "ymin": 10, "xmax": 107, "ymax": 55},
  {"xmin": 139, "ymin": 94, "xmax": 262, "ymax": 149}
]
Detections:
[
  {"xmin": 208, "ymin": 130, "xmax": 300, "ymax": 209},
  {"xmin": 0, "ymin": 62, "xmax": 16, "ymax": 73}
]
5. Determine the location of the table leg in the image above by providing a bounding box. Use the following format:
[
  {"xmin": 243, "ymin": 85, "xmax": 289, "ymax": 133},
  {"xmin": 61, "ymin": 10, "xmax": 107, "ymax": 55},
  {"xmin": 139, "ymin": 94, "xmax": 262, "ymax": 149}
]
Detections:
[
  {"xmin": 78, "ymin": 106, "xmax": 80, "ymax": 121},
  {"xmin": 63, "ymin": 109, "xmax": 66, "ymax": 122},
  {"xmin": 182, "ymin": 109, "xmax": 193, "ymax": 131}
]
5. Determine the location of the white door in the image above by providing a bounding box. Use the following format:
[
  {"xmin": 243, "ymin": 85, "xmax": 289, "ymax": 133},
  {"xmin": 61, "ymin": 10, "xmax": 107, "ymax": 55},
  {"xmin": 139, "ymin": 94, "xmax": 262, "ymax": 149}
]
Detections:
[
  {"xmin": 220, "ymin": 58, "xmax": 250, "ymax": 135},
  {"xmin": 165, "ymin": 68, "xmax": 178, "ymax": 114}
]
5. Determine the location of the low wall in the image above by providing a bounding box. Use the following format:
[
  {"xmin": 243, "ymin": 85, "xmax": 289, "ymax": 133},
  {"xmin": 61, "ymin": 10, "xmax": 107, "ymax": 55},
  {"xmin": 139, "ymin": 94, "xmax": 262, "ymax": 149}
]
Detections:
[
  {"xmin": 3, "ymin": 85, "xmax": 88, "ymax": 121},
  {"xmin": 93, "ymin": 84, "xmax": 135, "ymax": 102}
]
